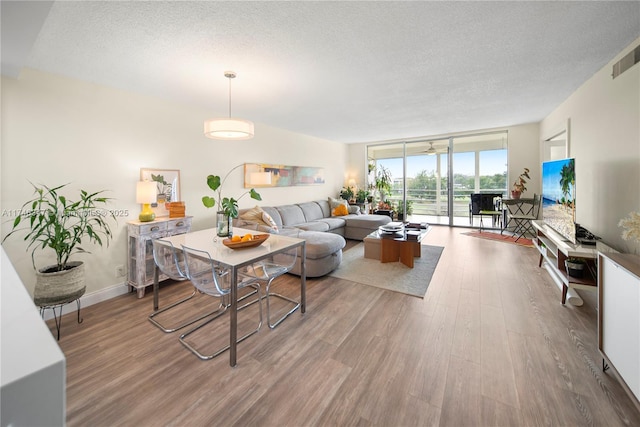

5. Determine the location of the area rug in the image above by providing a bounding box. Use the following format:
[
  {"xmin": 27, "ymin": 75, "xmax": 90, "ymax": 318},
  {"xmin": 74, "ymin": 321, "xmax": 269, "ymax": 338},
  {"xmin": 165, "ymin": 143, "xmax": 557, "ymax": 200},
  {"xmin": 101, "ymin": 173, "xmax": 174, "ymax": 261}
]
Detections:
[
  {"xmin": 462, "ymin": 231, "xmax": 534, "ymax": 247},
  {"xmin": 329, "ymin": 243, "xmax": 444, "ymax": 298}
]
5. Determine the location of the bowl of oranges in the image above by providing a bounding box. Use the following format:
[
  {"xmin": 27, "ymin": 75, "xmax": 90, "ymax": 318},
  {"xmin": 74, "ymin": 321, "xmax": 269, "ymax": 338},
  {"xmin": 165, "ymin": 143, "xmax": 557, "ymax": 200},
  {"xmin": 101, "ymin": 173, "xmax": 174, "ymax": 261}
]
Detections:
[{"xmin": 222, "ymin": 233, "xmax": 269, "ymax": 249}]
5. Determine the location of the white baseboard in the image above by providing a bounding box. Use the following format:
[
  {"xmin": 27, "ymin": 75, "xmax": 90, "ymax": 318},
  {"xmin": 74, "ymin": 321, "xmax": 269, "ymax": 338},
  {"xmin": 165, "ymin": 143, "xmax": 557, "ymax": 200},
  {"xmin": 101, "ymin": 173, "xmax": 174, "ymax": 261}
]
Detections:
[{"xmin": 41, "ymin": 281, "xmax": 131, "ymax": 321}]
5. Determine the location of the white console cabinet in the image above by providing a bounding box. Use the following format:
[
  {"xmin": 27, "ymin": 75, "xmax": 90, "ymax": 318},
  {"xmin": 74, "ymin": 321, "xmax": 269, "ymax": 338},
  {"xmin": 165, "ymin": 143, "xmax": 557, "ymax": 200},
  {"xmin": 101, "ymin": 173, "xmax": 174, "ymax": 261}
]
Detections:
[
  {"xmin": 598, "ymin": 252, "xmax": 640, "ymax": 411},
  {"xmin": 531, "ymin": 220, "xmax": 614, "ymax": 306},
  {"xmin": 127, "ymin": 216, "xmax": 192, "ymax": 298}
]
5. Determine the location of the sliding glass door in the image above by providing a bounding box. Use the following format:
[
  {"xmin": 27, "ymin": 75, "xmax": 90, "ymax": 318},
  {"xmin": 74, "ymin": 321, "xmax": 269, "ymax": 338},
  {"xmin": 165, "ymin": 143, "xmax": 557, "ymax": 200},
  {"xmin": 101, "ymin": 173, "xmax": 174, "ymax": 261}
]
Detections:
[{"xmin": 367, "ymin": 131, "xmax": 507, "ymax": 227}]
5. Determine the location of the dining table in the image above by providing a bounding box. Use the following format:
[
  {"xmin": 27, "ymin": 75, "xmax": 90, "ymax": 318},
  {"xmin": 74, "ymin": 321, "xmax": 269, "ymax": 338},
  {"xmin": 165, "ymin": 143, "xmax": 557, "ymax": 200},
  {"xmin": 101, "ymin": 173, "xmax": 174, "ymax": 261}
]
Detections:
[{"xmin": 153, "ymin": 227, "xmax": 306, "ymax": 367}]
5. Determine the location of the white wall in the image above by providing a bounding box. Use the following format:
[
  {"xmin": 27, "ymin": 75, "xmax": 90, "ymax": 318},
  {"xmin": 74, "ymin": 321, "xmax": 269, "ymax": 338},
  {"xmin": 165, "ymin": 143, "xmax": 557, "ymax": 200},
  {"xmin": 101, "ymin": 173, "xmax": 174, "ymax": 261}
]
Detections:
[
  {"xmin": 345, "ymin": 122, "xmax": 541, "ymax": 197},
  {"xmin": 540, "ymin": 37, "xmax": 640, "ymax": 254},
  {"xmin": 1, "ymin": 69, "xmax": 347, "ymax": 298}
]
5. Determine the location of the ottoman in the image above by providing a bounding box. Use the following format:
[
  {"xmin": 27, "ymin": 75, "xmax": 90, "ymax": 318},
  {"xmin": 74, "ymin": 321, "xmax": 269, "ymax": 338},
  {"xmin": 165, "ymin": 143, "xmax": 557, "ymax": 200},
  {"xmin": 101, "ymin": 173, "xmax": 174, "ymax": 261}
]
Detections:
[
  {"xmin": 280, "ymin": 229, "xmax": 346, "ymax": 277},
  {"xmin": 344, "ymin": 214, "xmax": 392, "ymax": 240}
]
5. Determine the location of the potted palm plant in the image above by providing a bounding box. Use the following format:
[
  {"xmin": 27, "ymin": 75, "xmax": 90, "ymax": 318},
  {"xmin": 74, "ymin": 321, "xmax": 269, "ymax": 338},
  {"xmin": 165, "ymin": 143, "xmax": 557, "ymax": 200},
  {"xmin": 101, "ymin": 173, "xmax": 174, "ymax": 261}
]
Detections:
[
  {"xmin": 375, "ymin": 166, "xmax": 392, "ymax": 201},
  {"xmin": 202, "ymin": 165, "xmax": 262, "ymax": 237},
  {"xmin": 2, "ymin": 183, "xmax": 116, "ymax": 309}
]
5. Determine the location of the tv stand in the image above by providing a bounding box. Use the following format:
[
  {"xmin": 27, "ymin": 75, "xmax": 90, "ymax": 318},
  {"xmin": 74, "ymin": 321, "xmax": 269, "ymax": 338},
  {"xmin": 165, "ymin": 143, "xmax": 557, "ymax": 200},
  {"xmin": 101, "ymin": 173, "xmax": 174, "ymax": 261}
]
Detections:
[{"xmin": 531, "ymin": 220, "xmax": 614, "ymax": 306}]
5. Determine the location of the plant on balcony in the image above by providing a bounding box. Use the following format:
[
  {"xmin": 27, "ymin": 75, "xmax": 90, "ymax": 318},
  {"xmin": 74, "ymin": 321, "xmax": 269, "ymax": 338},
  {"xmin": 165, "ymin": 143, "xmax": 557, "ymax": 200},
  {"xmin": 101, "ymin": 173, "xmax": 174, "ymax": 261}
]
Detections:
[
  {"xmin": 375, "ymin": 166, "xmax": 392, "ymax": 201},
  {"xmin": 511, "ymin": 167, "xmax": 530, "ymax": 199}
]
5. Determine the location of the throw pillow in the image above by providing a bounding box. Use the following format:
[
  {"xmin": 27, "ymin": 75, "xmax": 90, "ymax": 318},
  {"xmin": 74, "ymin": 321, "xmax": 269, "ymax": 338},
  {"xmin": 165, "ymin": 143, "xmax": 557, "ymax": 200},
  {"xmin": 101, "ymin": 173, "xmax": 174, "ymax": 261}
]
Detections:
[
  {"xmin": 332, "ymin": 203, "xmax": 349, "ymax": 216},
  {"xmin": 240, "ymin": 205, "xmax": 266, "ymax": 224},
  {"xmin": 262, "ymin": 211, "xmax": 279, "ymax": 231},
  {"xmin": 328, "ymin": 196, "xmax": 348, "ymax": 210}
]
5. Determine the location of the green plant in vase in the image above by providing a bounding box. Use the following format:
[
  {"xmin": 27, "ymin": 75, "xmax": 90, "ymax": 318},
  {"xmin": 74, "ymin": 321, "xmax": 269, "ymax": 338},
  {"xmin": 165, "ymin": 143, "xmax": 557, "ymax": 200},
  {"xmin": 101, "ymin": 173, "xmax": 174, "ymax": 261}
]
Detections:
[
  {"xmin": 202, "ymin": 164, "xmax": 262, "ymax": 237},
  {"xmin": 2, "ymin": 183, "xmax": 116, "ymax": 338}
]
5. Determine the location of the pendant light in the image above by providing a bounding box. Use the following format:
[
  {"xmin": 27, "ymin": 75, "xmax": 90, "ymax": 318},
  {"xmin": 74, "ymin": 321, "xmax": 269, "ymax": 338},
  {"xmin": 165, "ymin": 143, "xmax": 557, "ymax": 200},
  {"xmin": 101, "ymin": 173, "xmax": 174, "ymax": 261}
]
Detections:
[{"xmin": 204, "ymin": 71, "xmax": 254, "ymax": 140}]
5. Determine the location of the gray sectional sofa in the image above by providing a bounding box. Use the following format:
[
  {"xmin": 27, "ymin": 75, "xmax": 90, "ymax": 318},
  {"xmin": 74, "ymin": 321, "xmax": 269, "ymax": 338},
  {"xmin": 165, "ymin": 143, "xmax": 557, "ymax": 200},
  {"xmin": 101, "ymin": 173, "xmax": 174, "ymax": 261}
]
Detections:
[{"xmin": 235, "ymin": 199, "xmax": 391, "ymax": 277}]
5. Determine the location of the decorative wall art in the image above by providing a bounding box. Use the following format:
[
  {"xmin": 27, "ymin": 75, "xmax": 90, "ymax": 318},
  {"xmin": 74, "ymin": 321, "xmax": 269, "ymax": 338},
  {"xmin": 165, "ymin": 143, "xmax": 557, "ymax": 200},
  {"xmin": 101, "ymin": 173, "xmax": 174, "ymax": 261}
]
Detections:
[
  {"xmin": 244, "ymin": 163, "xmax": 325, "ymax": 188},
  {"xmin": 140, "ymin": 168, "xmax": 180, "ymax": 217}
]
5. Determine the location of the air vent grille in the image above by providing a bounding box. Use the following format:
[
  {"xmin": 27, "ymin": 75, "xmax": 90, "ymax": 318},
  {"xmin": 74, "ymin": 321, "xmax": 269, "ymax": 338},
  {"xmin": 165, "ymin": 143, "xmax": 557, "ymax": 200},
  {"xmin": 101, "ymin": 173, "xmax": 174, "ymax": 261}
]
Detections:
[{"xmin": 612, "ymin": 44, "xmax": 640, "ymax": 79}]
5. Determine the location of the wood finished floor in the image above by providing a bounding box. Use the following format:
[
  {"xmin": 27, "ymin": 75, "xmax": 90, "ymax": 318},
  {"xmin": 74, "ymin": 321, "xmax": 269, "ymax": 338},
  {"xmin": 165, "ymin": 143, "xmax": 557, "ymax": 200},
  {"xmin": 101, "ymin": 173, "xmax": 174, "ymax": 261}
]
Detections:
[{"xmin": 51, "ymin": 226, "xmax": 640, "ymax": 426}]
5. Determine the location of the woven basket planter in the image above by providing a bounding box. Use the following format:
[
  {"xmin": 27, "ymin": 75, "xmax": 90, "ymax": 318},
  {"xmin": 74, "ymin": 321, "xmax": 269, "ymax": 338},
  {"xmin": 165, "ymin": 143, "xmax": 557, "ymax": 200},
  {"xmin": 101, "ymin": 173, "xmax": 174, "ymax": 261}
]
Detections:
[{"xmin": 34, "ymin": 261, "xmax": 86, "ymax": 307}]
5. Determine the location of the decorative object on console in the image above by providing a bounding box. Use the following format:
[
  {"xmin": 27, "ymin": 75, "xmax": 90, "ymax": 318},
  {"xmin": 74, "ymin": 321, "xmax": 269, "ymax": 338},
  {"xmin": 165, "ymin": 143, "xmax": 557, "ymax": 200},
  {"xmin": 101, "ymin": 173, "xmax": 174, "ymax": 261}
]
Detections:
[
  {"xmin": 202, "ymin": 164, "xmax": 262, "ymax": 237},
  {"xmin": 167, "ymin": 201, "xmax": 186, "ymax": 218},
  {"xmin": 511, "ymin": 167, "xmax": 530, "ymax": 199},
  {"xmin": 140, "ymin": 168, "xmax": 180, "ymax": 217},
  {"xmin": 619, "ymin": 210, "xmax": 640, "ymax": 243},
  {"xmin": 136, "ymin": 181, "xmax": 157, "ymax": 222},
  {"xmin": 204, "ymin": 71, "xmax": 254, "ymax": 140},
  {"xmin": 2, "ymin": 183, "xmax": 116, "ymax": 339}
]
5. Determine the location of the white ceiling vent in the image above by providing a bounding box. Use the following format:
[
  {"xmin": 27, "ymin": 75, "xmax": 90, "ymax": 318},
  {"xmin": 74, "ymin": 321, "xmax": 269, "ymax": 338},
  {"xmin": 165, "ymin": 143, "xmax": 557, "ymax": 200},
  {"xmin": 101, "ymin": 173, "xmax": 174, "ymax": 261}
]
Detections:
[{"xmin": 612, "ymin": 44, "xmax": 640, "ymax": 79}]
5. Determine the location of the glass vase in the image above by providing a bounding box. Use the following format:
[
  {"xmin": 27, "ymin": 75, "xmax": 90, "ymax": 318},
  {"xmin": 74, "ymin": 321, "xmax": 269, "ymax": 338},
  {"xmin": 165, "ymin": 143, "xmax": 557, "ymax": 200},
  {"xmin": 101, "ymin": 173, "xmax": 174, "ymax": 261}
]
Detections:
[{"xmin": 216, "ymin": 211, "xmax": 233, "ymax": 238}]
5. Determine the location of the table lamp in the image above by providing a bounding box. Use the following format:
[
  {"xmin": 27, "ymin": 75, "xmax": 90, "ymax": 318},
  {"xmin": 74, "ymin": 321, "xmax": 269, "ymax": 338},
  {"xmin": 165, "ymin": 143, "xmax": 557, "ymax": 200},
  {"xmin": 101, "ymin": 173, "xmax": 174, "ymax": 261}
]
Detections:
[{"xmin": 136, "ymin": 181, "xmax": 157, "ymax": 222}]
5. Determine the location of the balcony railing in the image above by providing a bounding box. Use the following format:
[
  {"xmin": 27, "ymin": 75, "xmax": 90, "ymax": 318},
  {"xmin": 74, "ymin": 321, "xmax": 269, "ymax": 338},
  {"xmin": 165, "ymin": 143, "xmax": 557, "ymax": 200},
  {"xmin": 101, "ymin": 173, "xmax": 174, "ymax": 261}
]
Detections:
[{"xmin": 385, "ymin": 188, "xmax": 506, "ymax": 217}]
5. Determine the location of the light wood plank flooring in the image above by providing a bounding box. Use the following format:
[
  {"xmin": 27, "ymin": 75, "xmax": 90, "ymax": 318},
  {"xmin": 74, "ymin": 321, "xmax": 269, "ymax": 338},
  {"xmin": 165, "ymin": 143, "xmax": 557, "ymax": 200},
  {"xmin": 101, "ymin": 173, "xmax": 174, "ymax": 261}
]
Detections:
[{"xmin": 51, "ymin": 226, "xmax": 640, "ymax": 426}]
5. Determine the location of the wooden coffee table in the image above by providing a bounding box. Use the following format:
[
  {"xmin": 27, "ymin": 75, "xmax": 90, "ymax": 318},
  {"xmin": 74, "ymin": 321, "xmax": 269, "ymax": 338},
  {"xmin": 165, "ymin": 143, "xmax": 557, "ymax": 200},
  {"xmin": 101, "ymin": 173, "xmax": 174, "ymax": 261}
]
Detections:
[{"xmin": 363, "ymin": 227, "xmax": 430, "ymax": 268}]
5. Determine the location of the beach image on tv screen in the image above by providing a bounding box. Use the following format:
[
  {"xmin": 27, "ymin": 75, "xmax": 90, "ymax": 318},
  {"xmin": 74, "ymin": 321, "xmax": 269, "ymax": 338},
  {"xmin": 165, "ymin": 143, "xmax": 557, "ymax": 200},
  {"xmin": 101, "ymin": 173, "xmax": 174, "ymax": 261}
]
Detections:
[{"xmin": 542, "ymin": 158, "xmax": 576, "ymax": 243}]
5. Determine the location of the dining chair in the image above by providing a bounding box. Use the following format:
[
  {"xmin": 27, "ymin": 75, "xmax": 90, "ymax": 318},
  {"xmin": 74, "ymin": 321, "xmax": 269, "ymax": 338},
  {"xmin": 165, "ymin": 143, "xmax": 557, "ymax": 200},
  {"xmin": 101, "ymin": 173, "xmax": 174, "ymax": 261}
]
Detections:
[
  {"xmin": 180, "ymin": 245, "xmax": 263, "ymax": 360},
  {"xmin": 240, "ymin": 246, "xmax": 299, "ymax": 329},
  {"xmin": 149, "ymin": 239, "xmax": 224, "ymax": 333},
  {"xmin": 509, "ymin": 194, "xmax": 542, "ymax": 241}
]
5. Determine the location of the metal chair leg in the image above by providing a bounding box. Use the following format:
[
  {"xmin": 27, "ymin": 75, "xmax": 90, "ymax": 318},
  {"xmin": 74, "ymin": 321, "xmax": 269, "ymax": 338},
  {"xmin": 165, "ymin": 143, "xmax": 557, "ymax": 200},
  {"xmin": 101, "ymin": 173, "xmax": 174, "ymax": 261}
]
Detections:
[
  {"xmin": 149, "ymin": 289, "xmax": 226, "ymax": 333},
  {"xmin": 179, "ymin": 284, "xmax": 263, "ymax": 360}
]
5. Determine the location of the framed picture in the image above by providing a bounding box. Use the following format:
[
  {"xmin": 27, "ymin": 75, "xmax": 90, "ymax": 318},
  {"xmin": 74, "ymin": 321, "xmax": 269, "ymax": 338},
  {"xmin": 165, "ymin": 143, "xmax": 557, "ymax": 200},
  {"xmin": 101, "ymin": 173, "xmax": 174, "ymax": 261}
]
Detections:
[
  {"xmin": 244, "ymin": 163, "xmax": 324, "ymax": 187},
  {"xmin": 140, "ymin": 168, "xmax": 180, "ymax": 217}
]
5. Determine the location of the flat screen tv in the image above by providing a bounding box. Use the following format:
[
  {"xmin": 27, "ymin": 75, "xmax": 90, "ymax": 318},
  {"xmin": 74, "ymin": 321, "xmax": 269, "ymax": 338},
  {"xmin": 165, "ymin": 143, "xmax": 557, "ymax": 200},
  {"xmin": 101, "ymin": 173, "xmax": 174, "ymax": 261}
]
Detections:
[{"xmin": 542, "ymin": 158, "xmax": 576, "ymax": 244}]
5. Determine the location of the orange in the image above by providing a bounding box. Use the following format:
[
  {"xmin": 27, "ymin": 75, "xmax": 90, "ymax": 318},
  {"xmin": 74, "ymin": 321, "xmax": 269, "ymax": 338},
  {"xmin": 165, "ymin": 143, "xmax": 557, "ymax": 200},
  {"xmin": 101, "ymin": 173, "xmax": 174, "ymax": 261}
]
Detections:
[
  {"xmin": 241, "ymin": 234, "xmax": 252, "ymax": 242},
  {"xmin": 231, "ymin": 235, "xmax": 241, "ymax": 242}
]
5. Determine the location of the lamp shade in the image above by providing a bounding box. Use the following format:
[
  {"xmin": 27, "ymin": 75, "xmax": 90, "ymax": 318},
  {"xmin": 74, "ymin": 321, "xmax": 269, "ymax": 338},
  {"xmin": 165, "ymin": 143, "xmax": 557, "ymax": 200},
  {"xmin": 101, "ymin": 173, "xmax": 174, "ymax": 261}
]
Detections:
[
  {"xmin": 136, "ymin": 181, "xmax": 157, "ymax": 204},
  {"xmin": 204, "ymin": 118, "xmax": 254, "ymax": 140}
]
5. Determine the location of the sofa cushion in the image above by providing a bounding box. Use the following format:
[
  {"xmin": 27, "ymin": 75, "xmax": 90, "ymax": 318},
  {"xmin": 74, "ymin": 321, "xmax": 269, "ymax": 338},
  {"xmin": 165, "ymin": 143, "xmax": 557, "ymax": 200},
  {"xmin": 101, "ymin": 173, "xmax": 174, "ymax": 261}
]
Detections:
[
  {"xmin": 316, "ymin": 217, "xmax": 347, "ymax": 231},
  {"xmin": 295, "ymin": 221, "xmax": 330, "ymax": 232},
  {"xmin": 315, "ymin": 200, "xmax": 331, "ymax": 218},
  {"xmin": 275, "ymin": 205, "xmax": 307, "ymax": 227},
  {"xmin": 262, "ymin": 206, "xmax": 283, "ymax": 229},
  {"xmin": 296, "ymin": 230, "xmax": 346, "ymax": 259},
  {"xmin": 332, "ymin": 203, "xmax": 349, "ymax": 216},
  {"xmin": 298, "ymin": 202, "xmax": 324, "ymax": 222},
  {"xmin": 344, "ymin": 214, "xmax": 391, "ymax": 229}
]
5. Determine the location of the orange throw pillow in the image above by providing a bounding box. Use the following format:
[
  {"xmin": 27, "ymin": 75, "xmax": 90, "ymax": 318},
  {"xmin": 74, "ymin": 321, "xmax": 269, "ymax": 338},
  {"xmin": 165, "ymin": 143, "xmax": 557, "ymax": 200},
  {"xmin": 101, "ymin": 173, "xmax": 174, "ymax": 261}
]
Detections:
[{"xmin": 332, "ymin": 203, "xmax": 349, "ymax": 216}]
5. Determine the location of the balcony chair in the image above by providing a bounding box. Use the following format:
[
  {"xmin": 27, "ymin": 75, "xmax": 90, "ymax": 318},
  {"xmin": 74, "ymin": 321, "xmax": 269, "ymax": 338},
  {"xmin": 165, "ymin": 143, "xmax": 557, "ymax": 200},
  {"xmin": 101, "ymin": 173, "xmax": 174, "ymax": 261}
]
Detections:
[
  {"xmin": 508, "ymin": 194, "xmax": 542, "ymax": 242},
  {"xmin": 469, "ymin": 193, "xmax": 503, "ymax": 231},
  {"xmin": 149, "ymin": 239, "xmax": 224, "ymax": 333},
  {"xmin": 180, "ymin": 245, "xmax": 263, "ymax": 360}
]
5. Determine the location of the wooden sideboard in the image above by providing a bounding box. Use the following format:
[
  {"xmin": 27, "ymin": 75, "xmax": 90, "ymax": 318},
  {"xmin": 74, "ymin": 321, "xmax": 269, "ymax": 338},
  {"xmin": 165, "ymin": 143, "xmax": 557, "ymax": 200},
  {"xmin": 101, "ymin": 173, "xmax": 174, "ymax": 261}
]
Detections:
[{"xmin": 127, "ymin": 216, "xmax": 192, "ymax": 298}]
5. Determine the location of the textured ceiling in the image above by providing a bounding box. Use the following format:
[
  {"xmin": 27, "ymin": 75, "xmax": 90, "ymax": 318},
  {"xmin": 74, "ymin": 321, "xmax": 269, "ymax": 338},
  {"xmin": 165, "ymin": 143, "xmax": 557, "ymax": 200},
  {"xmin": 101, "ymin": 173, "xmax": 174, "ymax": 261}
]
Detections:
[{"xmin": 2, "ymin": 1, "xmax": 639, "ymax": 143}]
